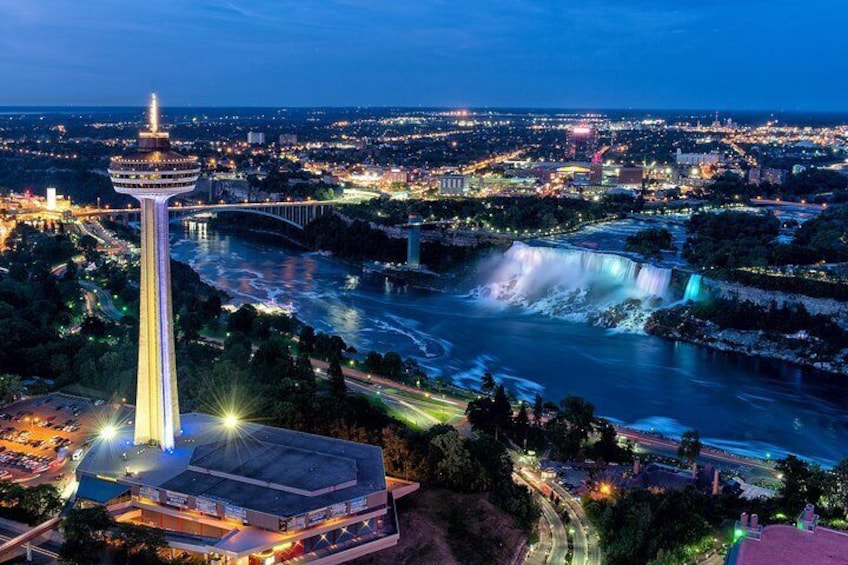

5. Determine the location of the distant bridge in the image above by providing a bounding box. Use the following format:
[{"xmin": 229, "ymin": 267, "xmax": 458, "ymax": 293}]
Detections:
[{"xmin": 74, "ymin": 200, "xmax": 337, "ymax": 230}]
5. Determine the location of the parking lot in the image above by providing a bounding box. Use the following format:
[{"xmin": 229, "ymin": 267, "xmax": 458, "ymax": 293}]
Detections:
[{"xmin": 0, "ymin": 393, "xmax": 127, "ymax": 489}]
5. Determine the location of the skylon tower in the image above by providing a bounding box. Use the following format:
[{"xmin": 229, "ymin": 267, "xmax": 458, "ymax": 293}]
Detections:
[{"xmin": 108, "ymin": 94, "xmax": 200, "ymax": 450}]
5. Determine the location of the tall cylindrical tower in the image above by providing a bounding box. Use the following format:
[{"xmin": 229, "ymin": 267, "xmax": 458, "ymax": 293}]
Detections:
[{"xmin": 108, "ymin": 94, "xmax": 200, "ymax": 450}]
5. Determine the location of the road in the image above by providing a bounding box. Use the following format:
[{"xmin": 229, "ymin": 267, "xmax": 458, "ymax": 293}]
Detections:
[
  {"xmin": 78, "ymin": 280, "xmax": 124, "ymax": 320},
  {"xmin": 519, "ymin": 468, "xmax": 600, "ymax": 565},
  {"xmin": 614, "ymin": 425, "xmax": 779, "ymax": 483},
  {"xmin": 515, "ymin": 474, "xmax": 569, "ymax": 565},
  {"xmin": 550, "ymin": 483, "xmax": 601, "ymax": 565},
  {"xmin": 310, "ymin": 359, "xmax": 467, "ymax": 427},
  {"xmin": 0, "ymin": 524, "xmax": 60, "ymax": 564}
]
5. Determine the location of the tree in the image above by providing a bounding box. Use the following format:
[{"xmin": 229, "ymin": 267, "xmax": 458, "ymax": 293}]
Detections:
[
  {"xmin": 381, "ymin": 351, "xmax": 403, "ymax": 379},
  {"xmin": 480, "ymin": 372, "xmax": 496, "ymax": 394},
  {"xmin": 561, "ymin": 395, "xmax": 595, "ymax": 441},
  {"xmin": 0, "ymin": 373, "xmax": 24, "ymax": 405},
  {"xmin": 828, "ymin": 457, "xmax": 848, "ymax": 519},
  {"xmin": 298, "ymin": 325, "xmax": 316, "ymax": 355},
  {"xmin": 625, "ymin": 228, "xmax": 673, "ymax": 259},
  {"xmin": 327, "ymin": 358, "xmax": 347, "ymax": 399},
  {"xmin": 59, "ymin": 506, "xmax": 114, "ymax": 565},
  {"xmin": 226, "ymin": 304, "xmax": 257, "ymax": 335},
  {"xmin": 677, "ymin": 429, "xmax": 702, "ymax": 465},
  {"xmin": 776, "ymin": 455, "xmax": 827, "ymax": 514},
  {"xmin": 532, "ymin": 393, "xmax": 544, "ymax": 425},
  {"xmin": 114, "ymin": 522, "xmax": 168, "ymax": 565},
  {"xmin": 429, "ymin": 430, "xmax": 483, "ymax": 492}
]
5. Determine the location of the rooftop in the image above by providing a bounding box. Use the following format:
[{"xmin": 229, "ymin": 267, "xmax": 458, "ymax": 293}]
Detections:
[
  {"xmin": 733, "ymin": 524, "xmax": 848, "ymax": 565},
  {"xmin": 77, "ymin": 412, "xmax": 386, "ymax": 518}
]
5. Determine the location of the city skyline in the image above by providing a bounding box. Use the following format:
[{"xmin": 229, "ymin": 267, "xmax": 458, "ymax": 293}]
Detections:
[{"xmin": 0, "ymin": 0, "xmax": 845, "ymax": 111}]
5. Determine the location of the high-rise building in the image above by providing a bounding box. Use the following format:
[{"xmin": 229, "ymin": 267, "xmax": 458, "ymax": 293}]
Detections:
[
  {"xmin": 247, "ymin": 131, "xmax": 266, "ymax": 145},
  {"xmin": 107, "ymin": 94, "xmax": 200, "ymax": 451},
  {"xmin": 566, "ymin": 126, "xmax": 598, "ymax": 161},
  {"xmin": 45, "ymin": 187, "xmax": 57, "ymax": 211}
]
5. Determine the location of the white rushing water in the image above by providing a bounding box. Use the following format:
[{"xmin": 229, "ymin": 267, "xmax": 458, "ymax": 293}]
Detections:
[{"xmin": 473, "ymin": 242, "xmax": 674, "ymax": 331}]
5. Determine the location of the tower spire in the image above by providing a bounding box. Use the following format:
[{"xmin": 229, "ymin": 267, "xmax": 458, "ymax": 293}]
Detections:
[{"xmin": 149, "ymin": 93, "xmax": 159, "ymax": 133}]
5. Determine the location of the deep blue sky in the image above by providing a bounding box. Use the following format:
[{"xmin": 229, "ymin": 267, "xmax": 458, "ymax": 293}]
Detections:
[{"xmin": 0, "ymin": 0, "xmax": 844, "ymax": 110}]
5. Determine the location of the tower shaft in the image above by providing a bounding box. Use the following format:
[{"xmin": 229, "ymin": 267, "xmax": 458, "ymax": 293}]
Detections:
[{"xmin": 135, "ymin": 197, "xmax": 180, "ymax": 450}]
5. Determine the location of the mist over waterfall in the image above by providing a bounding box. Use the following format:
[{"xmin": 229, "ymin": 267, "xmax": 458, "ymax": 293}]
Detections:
[{"xmin": 474, "ymin": 242, "xmax": 675, "ymax": 331}]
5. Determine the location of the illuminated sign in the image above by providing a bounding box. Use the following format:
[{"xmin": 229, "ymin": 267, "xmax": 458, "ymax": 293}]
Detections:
[
  {"xmin": 224, "ymin": 504, "xmax": 247, "ymax": 522},
  {"xmin": 307, "ymin": 508, "xmax": 328, "ymax": 526},
  {"xmin": 165, "ymin": 491, "xmax": 189, "ymax": 509},
  {"xmin": 349, "ymin": 496, "xmax": 367, "ymax": 513},
  {"xmin": 195, "ymin": 497, "xmax": 218, "ymax": 516},
  {"xmin": 139, "ymin": 486, "xmax": 159, "ymax": 501},
  {"xmin": 329, "ymin": 503, "xmax": 347, "ymax": 517}
]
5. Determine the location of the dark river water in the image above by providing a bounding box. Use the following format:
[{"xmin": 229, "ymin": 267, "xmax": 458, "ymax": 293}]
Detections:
[{"xmin": 170, "ymin": 222, "xmax": 847, "ymax": 467}]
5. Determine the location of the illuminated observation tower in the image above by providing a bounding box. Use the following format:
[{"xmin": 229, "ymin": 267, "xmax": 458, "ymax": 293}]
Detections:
[{"xmin": 108, "ymin": 94, "xmax": 200, "ymax": 450}]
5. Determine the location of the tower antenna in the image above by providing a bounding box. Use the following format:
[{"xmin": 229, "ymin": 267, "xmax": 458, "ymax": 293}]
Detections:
[{"xmin": 150, "ymin": 93, "xmax": 159, "ymax": 133}]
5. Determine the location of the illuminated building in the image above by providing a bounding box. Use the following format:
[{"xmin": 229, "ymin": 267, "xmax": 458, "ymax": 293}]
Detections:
[
  {"xmin": 439, "ymin": 174, "xmax": 468, "ymax": 195},
  {"xmin": 278, "ymin": 134, "xmax": 297, "ymax": 146},
  {"xmin": 46, "ymin": 187, "xmax": 57, "ymax": 211},
  {"xmin": 727, "ymin": 505, "xmax": 848, "ymax": 565},
  {"xmin": 566, "ymin": 126, "xmax": 598, "ymax": 161},
  {"xmin": 675, "ymin": 149, "xmax": 721, "ymax": 166},
  {"xmin": 76, "ymin": 414, "xmax": 415, "ymax": 564},
  {"xmin": 381, "ymin": 167, "xmax": 408, "ymax": 186},
  {"xmin": 108, "ymin": 94, "xmax": 200, "ymax": 451},
  {"xmin": 248, "ymin": 132, "xmax": 266, "ymax": 145},
  {"xmin": 617, "ymin": 166, "xmax": 644, "ymax": 188}
]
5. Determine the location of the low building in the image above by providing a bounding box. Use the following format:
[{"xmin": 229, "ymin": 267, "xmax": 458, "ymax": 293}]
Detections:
[
  {"xmin": 439, "ymin": 174, "xmax": 468, "ymax": 196},
  {"xmin": 675, "ymin": 149, "xmax": 721, "ymax": 166},
  {"xmin": 617, "ymin": 166, "xmax": 644, "ymax": 188},
  {"xmin": 382, "ymin": 168, "xmax": 408, "ymax": 186},
  {"xmin": 278, "ymin": 134, "xmax": 297, "ymax": 146},
  {"xmin": 76, "ymin": 413, "xmax": 416, "ymax": 565}
]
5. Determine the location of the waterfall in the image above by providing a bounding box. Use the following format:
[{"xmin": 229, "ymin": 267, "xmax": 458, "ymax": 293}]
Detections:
[
  {"xmin": 475, "ymin": 242, "xmax": 674, "ymax": 330},
  {"xmin": 683, "ymin": 274, "xmax": 703, "ymax": 302}
]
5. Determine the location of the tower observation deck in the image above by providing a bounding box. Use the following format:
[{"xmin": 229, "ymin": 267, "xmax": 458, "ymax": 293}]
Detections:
[{"xmin": 107, "ymin": 94, "xmax": 200, "ymax": 450}]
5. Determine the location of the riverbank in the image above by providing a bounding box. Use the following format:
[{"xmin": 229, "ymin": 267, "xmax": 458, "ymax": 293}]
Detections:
[{"xmin": 646, "ymin": 308, "xmax": 848, "ymax": 376}]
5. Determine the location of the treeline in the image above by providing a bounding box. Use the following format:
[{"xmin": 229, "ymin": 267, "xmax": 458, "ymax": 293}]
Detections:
[
  {"xmin": 0, "ymin": 225, "xmax": 224, "ymax": 400},
  {"xmin": 303, "ymin": 214, "xmax": 493, "ymax": 272},
  {"xmin": 625, "ymin": 227, "xmax": 673, "ymax": 259},
  {"xmin": 683, "ymin": 211, "xmax": 779, "ymax": 268},
  {"xmin": 466, "ymin": 383, "xmax": 631, "ymax": 464},
  {"xmin": 247, "ymin": 166, "xmax": 338, "ymax": 201},
  {"xmin": 0, "ymin": 155, "xmax": 132, "ymax": 207},
  {"xmin": 700, "ymin": 169, "xmax": 848, "ymax": 203},
  {"xmin": 0, "ymin": 481, "xmax": 62, "ymax": 525},
  {"xmin": 341, "ymin": 194, "xmax": 642, "ymax": 232},
  {"xmin": 648, "ymin": 298, "xmax": 848, "ymax": 352},
  {"xmin": 691, "ymin": 299, "xmax": 848, "ymax": 350}
]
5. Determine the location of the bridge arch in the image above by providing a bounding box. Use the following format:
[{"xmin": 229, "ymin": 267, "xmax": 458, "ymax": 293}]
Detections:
[
  {"xmin": 168, "ymin": 203, "xmax": 334, "ymax": 230},
  {"xmin": 170, "ymin": 207, "xmax": 306, "ymax": 230}
]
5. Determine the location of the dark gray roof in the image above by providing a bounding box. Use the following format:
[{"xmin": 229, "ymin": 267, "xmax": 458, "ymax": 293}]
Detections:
[{"xmin": 78, "ymin": 413, "xmax": 387, "ymax": 519}]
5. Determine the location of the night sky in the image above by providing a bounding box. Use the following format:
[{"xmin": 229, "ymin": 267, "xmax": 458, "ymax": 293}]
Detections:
[{"xmin": 0, "ymin": 0, "xmax": 843, "ymax": 110}]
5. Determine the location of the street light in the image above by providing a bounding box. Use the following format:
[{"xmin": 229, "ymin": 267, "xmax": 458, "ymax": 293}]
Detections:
[{"xmin": 223, "ymin": 413, "xmax": 239, "ymax": 429}]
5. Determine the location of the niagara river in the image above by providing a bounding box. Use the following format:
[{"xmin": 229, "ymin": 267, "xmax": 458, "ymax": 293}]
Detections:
[{"xmin": 170, "ymin": 222, "xmax": 848, "ymax": 467}]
